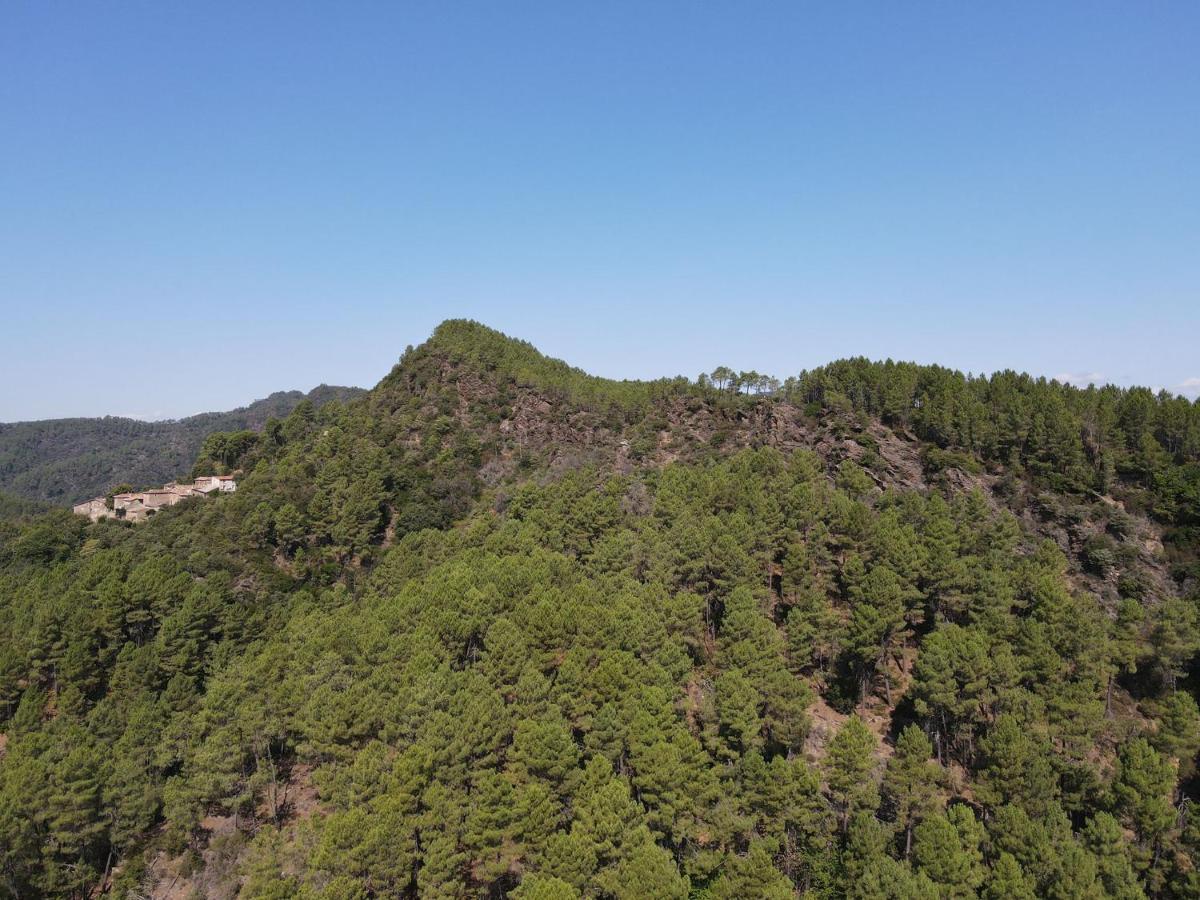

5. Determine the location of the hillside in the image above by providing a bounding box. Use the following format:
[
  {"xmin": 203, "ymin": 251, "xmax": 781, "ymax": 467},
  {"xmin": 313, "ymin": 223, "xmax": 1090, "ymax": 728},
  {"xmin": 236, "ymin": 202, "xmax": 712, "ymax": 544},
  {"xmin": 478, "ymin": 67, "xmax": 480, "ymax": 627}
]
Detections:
[
  {"xmin": 0, "ymin": 385, "xmax": 364, "ymax": 505},
  {"xmin": 0, "ymin": 321, "xmax": 1198, "ymax": 899},
  {"xmin": 0, "ymin": 489, "xmax": 52, "ymax": 522}
]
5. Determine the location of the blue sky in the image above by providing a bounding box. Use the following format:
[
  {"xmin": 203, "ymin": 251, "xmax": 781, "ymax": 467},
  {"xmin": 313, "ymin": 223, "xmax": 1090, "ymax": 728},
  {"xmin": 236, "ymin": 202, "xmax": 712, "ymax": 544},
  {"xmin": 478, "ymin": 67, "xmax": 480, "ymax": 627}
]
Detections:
[{"xmin": 2, "ymin": 2, "xmax": 1197, "ymax": 420}]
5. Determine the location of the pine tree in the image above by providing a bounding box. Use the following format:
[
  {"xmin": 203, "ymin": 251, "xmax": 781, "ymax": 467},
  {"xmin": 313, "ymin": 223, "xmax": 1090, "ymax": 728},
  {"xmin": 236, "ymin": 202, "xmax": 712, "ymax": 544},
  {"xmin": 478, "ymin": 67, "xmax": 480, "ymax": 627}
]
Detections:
[
  {"xmin": 826, "ymin": 716, "xmax": 880, "ymax": 832},
  {"xmin": 1112, "ymin": 737, "xmax": 1177, "ymax": 851},
  {"xmin": 573, "ymin": 758, "xmax": 648, "ymax": 868},
  {"xmin": 45, "ymin": 738, "xmax": 108, "ymax": 895},
  {"xmin": 511, "ymin": 874, "xmax": 581, "ymax": 900},
  {"xmin": 1148, "ymin": 598, "xmax": 1200, "ymax": 692},
  {"xmin": 849, "ymin": 854, "xmax": 940, "ymax": 900},
  {"xmin": 911, "ymin": 624, "xmax": 998, "ymax": 763},
  {"xmin": 975, "ymin": 714, "xmax": 1056, "ymax": 816},
  {"xmin": 1106, "ymin": 598, "xmax": 1143, "ymax": 716},
  {"xmin": 983, "ymin": 852, "xmax": 1036, "ymax": 900},
  {"xmin": 710, "ymin": 842, "xmax": 793, "ymax": 899},
  {"xmin": 883, "ymin": 725, "xmax": 945, "ymax": 858},
  {"xmin": 921, "ymin": 496, "xmax": 962, "ymax": 621},
  {"xmin": 1082, "ymin": 812, "xmax": 1146, "ymax": 900},
  {"xmin": 841, "ymin": 811, "xmax": 894, "ymax": 886},
  {"xmin": 595, "ymin": 840, "xmax": 688, "ymax": 900},
  {"xmin": 1049, "ymin": 842, "xmax": 1103, "ymax": 900},
  {"xmin": 508, "ymin": 716, "xmax": 582, "ymax": 798},
  {"xmin": 845, "ymin": 565, "xmax": 912, "ymax": 703},
  {"xmin": 536, "ymin": 829, "xmax": 598, "ymax": 892},
  {"xmin": 1152, "ymin": 691, "xmax": 1200, "ymax": 778},
  {"xmin": 462, "ymin": 770, "xmax": 520, "ymax": 889},
  {"xmin": 911, "ymin": 806, "xmax": 985, "ymax": 898}
]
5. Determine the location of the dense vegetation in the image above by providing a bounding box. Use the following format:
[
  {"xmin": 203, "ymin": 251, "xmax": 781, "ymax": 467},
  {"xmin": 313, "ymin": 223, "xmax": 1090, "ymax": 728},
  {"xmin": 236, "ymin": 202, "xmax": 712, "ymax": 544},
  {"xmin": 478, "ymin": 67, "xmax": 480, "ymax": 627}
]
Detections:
[
  {"xmin": 0, "ymin": 491, "xmax": 51, "ymax": 523},
  {"xmin": 0, "ymin": 321, "xmax": 1198, "ymax": 899},
  {"xmin": 787, "ymin": 359, "xmax": 1200, "ymax": 579},
  {"xmin": 0, "ymin": 385, "xmax": 363, "ymax": 505}
]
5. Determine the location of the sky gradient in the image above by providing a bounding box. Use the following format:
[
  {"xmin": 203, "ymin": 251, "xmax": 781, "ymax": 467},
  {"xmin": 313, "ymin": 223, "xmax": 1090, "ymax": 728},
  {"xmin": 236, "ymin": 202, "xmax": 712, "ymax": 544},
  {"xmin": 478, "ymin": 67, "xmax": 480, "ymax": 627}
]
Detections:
[{"xmin": 2, "ymin": 2, "xmax": 1198, "ymax": 420}]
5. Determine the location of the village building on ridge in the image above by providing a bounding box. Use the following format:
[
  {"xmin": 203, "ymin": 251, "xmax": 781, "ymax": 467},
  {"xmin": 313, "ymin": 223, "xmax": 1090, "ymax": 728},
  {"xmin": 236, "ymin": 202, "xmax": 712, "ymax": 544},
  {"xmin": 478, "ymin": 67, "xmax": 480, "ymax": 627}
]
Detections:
[{"xmin": 72, "ymin": 475, "xmax": 236, "ymax": 523}]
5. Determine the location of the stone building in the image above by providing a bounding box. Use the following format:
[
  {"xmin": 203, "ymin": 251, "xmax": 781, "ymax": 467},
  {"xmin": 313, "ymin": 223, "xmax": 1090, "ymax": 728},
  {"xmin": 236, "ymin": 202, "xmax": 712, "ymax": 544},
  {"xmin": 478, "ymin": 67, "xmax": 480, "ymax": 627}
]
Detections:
[
  {"xmin": 71, "ymin": 497, "xmax": 110, "ymax": 521},
  {"xmin": 72, "ymin": 476, "xmax": 237, "ymax": 523},
  {"xmin": 191, "ymin": 475, "xmax": 238, "ymax": 493}
]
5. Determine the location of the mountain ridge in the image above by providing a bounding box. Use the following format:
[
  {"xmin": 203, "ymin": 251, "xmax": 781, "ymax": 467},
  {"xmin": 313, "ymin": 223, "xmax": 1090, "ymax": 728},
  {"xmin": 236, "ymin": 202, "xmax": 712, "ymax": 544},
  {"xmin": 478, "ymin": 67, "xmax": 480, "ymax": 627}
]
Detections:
[{"xmin": 0, "ymin": 320, "xmax": 1198, "ymax": 898}]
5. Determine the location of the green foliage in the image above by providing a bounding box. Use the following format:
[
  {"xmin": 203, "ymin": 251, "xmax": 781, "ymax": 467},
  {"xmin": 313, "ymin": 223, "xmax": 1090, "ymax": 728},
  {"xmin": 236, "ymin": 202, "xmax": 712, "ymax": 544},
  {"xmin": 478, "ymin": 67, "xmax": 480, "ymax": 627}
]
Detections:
[
  {"xmin": 0, "ymin": 323, "xmax": 1196, "ymax": 898},
  {"xmin": 193, "ymin": 428, "xmax": 260, "ymax": 474},
  {"xmin": 883, "ymin": 725, "xmax": 945, "ymax": 858},
  {"xmin": 827, "ymin": 716, "xmax": 880, "ymax": 832},
  {"xmin": 1112, "ymin": 738, "xmax": 1176, "ymax": 849},
  {"xmin": 911, "ymin": 805, "xmax": 985, "ymax": 898},
  {"xmin": 0, "ymin": 489, "xmax": 51, "ymax": 520},
  {"xmin": 403, "ymin": 319, "xmax": 696, "ymax": 420},
  {"xmin": 710, "ymin": 842, "xmax": 793, "ymax": 899},
  {"xmin": 793, "ymin": 358, "xmax": 1200, "ymax": 571}
]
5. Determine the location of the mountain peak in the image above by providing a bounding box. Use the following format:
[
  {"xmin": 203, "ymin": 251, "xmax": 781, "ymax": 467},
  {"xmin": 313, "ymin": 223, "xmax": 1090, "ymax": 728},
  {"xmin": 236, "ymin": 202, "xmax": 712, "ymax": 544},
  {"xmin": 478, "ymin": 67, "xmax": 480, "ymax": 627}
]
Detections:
[{"xmin": 380, "ymin": 319, "xmax": 692, "ymax": 416}]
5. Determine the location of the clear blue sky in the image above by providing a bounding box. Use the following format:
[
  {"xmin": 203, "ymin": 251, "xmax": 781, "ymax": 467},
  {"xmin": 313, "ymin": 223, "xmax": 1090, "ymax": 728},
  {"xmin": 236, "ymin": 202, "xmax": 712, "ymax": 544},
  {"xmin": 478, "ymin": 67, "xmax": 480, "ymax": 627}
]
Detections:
[{"xmin": 2, "ymin": 2, "xmax": 1197, "ymax": 420}]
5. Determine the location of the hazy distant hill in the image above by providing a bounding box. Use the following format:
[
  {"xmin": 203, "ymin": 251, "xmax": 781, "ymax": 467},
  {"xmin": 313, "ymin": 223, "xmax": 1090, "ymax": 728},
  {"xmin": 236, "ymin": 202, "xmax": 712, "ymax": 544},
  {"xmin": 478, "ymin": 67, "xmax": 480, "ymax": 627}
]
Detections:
[
  {"xmin": 0, "ymin": 385, "xmax": 364, "ymax": 504},
  {"xmin": 0, "ymin": 489, "xmax": 51, "ymax": 521}
]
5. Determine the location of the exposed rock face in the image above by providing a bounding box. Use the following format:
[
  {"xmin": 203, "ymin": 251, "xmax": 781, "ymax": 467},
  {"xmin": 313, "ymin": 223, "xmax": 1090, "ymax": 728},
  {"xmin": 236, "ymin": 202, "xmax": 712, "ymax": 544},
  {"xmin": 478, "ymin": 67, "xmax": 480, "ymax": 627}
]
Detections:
[{"xmin": 399, "ymin": 350, "xmax": 1177, "ymax": 611}]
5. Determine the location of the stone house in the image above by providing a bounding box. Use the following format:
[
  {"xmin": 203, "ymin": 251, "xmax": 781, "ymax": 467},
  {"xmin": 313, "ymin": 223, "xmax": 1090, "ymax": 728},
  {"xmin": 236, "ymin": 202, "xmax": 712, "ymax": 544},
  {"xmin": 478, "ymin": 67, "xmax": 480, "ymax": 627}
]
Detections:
[
  {"xmin": 71, "ymin": 497, "xmax": 110, "ymax": 521},
  {"xmin": 73, "ymin": 476, "xmax": 237, "ymax": 523},
  {"xmin": 191, "ymin": 475, "xmax": 238, "ymax": 493}
]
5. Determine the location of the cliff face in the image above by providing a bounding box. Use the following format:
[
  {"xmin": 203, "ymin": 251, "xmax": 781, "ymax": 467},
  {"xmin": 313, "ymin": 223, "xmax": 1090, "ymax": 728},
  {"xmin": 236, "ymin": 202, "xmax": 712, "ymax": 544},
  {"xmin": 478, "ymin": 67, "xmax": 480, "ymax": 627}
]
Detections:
[{"xmin": 371, "ymin": 326, "xmax": 1179, "ymax": 609}]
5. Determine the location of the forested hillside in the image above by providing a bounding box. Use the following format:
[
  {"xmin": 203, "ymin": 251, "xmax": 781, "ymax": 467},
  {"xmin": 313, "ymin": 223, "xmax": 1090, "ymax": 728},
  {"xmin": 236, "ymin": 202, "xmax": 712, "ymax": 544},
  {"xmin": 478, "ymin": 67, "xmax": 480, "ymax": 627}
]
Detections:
[
  {"xmin": 0, "ymin": 491, "xmax": 51, "ymax": 522},
  {"xmin": 1, "ymin": 321, "xmax": 1198, "ymax": 899},
  {"xmin": 0, "ymin": 385, "xmax": 364, "ymax": 506}
]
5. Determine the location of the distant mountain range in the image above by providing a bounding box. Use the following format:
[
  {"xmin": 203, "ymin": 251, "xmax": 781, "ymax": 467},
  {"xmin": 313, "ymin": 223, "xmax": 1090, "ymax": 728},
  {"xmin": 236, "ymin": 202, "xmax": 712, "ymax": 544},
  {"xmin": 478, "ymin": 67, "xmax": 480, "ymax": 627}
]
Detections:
[{"xmin": 0, "ymin": 384, "xmax": 364, "ymax": 504}]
